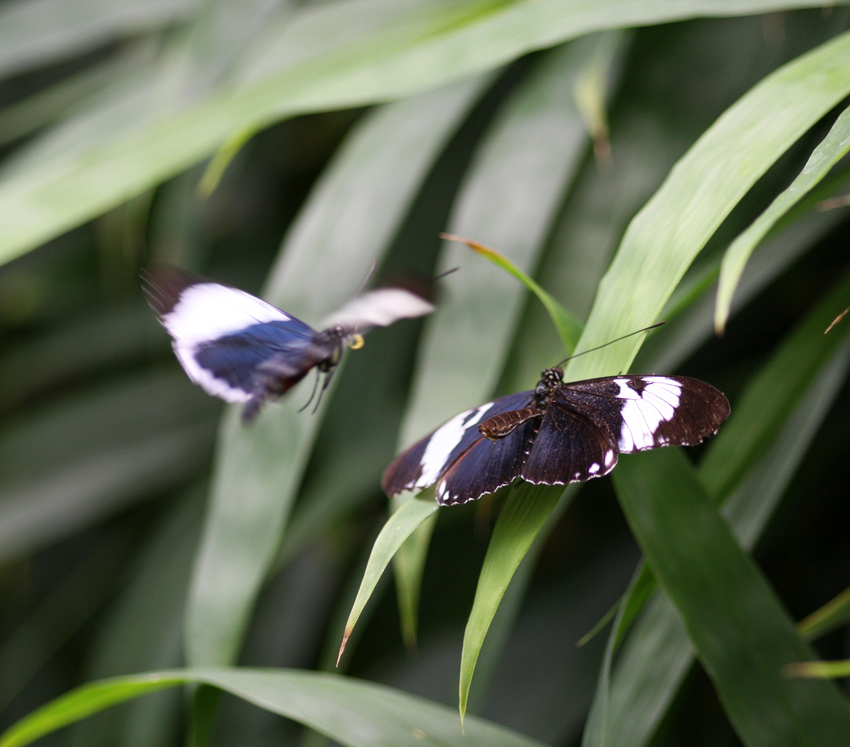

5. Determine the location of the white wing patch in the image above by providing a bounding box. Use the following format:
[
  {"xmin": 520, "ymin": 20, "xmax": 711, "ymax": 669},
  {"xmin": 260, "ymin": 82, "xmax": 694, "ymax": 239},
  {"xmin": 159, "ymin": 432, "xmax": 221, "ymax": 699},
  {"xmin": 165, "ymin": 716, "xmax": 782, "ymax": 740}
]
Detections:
[
  {"xmin": 173, "ymin": 347, "xmax": 252, "ymax": 403},
  {"xmin": 162, "ymin": 283, "xmax": 290, "ymax": 346},
  {"xmin": 614, "ymin": 378, "xmax": 682, "ymax": 452},
  {"xmin": 321, "ymin": 288, "xmax": 433, "ymax": 330},
  {"xmin": 414, "ymin": 404, "xmax": 490, "ymax": 488}
]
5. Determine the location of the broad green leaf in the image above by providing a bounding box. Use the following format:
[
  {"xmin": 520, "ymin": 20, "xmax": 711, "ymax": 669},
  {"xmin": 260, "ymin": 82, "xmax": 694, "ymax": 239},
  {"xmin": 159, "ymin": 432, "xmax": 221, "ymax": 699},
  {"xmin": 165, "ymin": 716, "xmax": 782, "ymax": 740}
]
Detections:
[
  {"xmin": 594, "ymin": 272, "xmax": 850, "ymax": 747},
  {"xmin": 2, "ymin": 0, "xmax": 846, "ymax": 267},
  {"xmin": 0, "ymin": 43, "xmax": 158, "ymax": 146},
  {"xmin": 0, "ymin": 0, "xmax": 196, "ymax": 79},
  {"xmin": 587, "ymin": 172, "xmax": 850, "ymax": 658},
  {"xmin": 715, "ymin": 102, "xmax": 850, "ymax": 332},
  {"xmin": 458, "ymin": 483, "xmax": 565, "ymax": 723},
  {"xmin": 184, "ymin": 75, "xmax": 490, "ymax": 668},
  {"xmin": 639, "ymin": 166, "xmax": 850, "ymax": 373},
  {"xmin": 0, "ymin": 669, "xmax": 546, "ymax": 747},
  {"xmin": 614, "ymin": 448, "xmax": 850, "ymax": 747},
  {"xmin": 567, "ymin": 27, "xmax": 850, "ymax": 382},
  {"xmin": 393, "ymin": 37, "xmax": 598, "ymax": 646},
  {"xmin": 798, "ymin": 586, "xmax": 850, "ymax": 641},
  {"xmin": 339, "ymin": 494, "xmax": 438, "ymax": 662},
  {"xmin": 68, "ymin": 489, "xmax": 203, "ymax": 747}
]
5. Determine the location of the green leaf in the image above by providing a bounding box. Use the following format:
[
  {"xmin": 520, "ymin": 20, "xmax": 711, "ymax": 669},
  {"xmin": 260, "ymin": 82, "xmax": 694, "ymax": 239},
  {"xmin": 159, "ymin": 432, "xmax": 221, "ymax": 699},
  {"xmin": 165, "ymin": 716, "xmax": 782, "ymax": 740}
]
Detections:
[
  {"xmin": 594, "ymin": 271, "xmax": 850, "ymax": 747},
  {"xmin": 798, "ymin": 586, "xmax": 850, "ymax": 642},
  {"xmin": 184, "ymin": 75, "xmax": 490, "ymax": 668},
  {"xmin": 0, "ymin": 669, "xmax": 547, "ymax": 747},
  {"xmin": 338, "ymin": 494, "xmax": 438, "ymax": 663},
  {"xmin": 715, "ymin": 102, "xmax": 850, "ymax": 332},
  {"xmin": 0, "ymin": 0, "xmax": 195, "ymax": 79},
  {"xmin": 458, "ymin": 483, "xmax": 566, "ymax": 723},
  {"xmin": 392, "ymin": 38, "xmax": 599, "ymax": 647},
  {"xmin": 441, "ymin": 233, "xmax": 582, "ymax": 353},
  {"xmin": 614, "ymin": 448, "xmax": 850, "ymax": 747},
  {"xmin": 567, "ymin": 26, "xmax": 850, "ymax": 382},
  {"xmin": 786, "ymin": 660, "xmax": 850, "ymax": 679},
  {"xmin": 3, "ymin": 0, "xmax": 844, "ymax": 267}
]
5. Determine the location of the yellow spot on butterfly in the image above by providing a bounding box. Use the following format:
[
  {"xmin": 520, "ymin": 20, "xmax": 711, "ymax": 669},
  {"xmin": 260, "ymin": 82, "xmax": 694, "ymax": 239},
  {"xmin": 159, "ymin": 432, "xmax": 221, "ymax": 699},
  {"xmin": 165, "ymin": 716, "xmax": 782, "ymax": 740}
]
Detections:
[{"xmin": 349, "ymin": 333, "xmax": 365, "ymax": 350}]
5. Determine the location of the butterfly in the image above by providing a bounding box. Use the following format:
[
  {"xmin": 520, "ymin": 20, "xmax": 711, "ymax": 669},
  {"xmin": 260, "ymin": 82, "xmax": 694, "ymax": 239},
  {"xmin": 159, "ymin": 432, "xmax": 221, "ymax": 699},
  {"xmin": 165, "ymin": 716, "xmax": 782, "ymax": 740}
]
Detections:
[
  {"xmin": 144, "ymin": 266, "xmax": 433, "ymax": 421},
  {"xmin": 382, "ymin": 367, "xmax": 730, "ymax": 506}
]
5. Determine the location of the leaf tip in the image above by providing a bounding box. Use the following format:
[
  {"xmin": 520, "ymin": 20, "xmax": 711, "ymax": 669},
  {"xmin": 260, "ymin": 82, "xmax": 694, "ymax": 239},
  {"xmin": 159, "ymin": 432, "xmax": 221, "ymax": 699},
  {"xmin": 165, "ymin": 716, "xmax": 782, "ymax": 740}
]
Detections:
[
  {"xmin": 439, "ymin": 233, "xmax": 495, "ymax": 259},
  {"xmin": 337, "ymin": 630, "xmax": 351, "ymax": 667}
]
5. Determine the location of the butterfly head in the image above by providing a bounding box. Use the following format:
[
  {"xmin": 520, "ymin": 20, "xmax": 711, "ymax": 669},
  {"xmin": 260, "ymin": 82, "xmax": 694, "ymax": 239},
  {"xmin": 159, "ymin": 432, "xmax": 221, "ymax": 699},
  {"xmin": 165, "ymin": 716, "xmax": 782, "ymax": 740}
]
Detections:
[{"xmin": 536, "ymin": 367, "xmax": 565, "ymax": 399}]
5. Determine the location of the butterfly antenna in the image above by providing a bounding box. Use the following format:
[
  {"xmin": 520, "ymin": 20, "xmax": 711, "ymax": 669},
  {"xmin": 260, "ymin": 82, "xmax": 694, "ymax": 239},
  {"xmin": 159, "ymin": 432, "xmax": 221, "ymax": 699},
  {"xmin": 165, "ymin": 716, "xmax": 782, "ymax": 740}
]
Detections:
[
  {"xmin": 433, "ymin": 266, "xmax": 459, "ymax": 282},
  {"xmin": 354, "ymin": 260, "xmax": 378, "ymax": 299},
  {"xmin": 298, "ymin": 370, "xmax": 323, "ymax": 413},
  {"xmin": 555, "ymin": 322, "xmax": 665, "ymax": 367}
]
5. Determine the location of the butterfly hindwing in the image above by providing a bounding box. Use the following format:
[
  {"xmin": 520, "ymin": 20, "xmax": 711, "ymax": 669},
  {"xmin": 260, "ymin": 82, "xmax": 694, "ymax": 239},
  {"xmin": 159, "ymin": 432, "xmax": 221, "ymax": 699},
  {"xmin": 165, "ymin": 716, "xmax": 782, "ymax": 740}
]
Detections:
[{"xmin": 520, "ymin": 405, "xmax": 618, "ymax": 487}]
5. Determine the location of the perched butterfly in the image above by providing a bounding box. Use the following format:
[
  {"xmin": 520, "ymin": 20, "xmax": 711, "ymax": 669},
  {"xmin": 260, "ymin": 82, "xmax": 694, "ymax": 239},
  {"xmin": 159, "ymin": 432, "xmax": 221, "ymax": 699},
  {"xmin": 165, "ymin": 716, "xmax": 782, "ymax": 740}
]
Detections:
[
  {"xmin": 144, "ymin": 266, "xmax": 433, "ymax": 421},
  {"xmin": 382, "ymin": 367, "xmax": 730, "ymax": 506}
]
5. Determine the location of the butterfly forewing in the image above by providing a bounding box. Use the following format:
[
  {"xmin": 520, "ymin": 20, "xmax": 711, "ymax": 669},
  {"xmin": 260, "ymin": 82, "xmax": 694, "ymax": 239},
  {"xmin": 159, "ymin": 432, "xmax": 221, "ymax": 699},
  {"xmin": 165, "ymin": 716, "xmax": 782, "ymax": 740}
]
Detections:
[
  {"xmin": 559, "ymin": 375, "xmax": 730, "ymax": 453},
  {"xmin": 381, "ymin": 391, "xmax": 535, "ymax": 500}
]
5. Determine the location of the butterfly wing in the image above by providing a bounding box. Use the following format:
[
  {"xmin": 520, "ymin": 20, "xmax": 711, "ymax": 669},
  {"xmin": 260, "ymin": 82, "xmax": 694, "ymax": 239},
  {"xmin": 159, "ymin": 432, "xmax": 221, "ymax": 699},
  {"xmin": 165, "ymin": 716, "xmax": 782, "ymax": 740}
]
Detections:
[
  {"xmin": 556, "ymin": 375, "xmax": 730, "ymax": 454},
  {"xmin": 381, "ymin": 391, "xmax": 534, "ymax": 504},
  {"xmin": 520, "ymin": 404, "xmax": 619, "ymax": 486},
  {"xmin": 320, "ymin": 288, "xmax": 434, "ymax": 332},
  {"xmin": 384, "ymin": 373, "xmax": 730, "ymax": 506},
  {"xmin": 144, "ymin": 267, "xmax": 321, "ymax": 406}
]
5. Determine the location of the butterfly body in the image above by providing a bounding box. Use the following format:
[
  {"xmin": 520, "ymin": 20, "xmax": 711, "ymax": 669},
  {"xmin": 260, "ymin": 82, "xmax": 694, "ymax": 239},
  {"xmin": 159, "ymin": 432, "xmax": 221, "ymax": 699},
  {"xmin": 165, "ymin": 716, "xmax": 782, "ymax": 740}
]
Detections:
[
  {"xmin": 144, "ymin": 267, "xmax": 432, "ymax": 421},
  {"xmin": 382, "ymin": 368, "xmax": 730, "ymax": 506}
]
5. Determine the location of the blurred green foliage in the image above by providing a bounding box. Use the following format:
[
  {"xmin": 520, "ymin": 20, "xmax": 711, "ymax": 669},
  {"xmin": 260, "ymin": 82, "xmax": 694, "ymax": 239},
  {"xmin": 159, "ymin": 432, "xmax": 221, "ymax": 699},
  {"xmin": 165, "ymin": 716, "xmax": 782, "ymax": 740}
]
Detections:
[{"xmin": 1, "ymin": 2, "xmax": 850, "ymax": 746}]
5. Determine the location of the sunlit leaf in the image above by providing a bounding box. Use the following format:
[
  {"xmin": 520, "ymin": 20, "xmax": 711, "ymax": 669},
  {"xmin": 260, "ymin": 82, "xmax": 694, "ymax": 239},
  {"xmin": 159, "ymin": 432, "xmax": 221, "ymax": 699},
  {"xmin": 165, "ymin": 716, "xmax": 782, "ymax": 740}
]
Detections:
[
  {"xmin": 715, "ymin": 103, "xmax": 850, "ymax": 333},
  {"xmin": 0, "ymin": 669, "xmax": 547, "ymax": 747}
]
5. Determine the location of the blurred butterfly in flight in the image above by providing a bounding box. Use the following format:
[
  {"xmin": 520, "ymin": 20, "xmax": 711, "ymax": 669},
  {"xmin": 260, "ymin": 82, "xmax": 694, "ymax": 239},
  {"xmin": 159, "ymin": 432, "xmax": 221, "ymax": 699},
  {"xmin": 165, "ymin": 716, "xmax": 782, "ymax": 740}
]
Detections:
[
  {"xmin": 144, "ymin": 266, "xmax": 433, "ymax": 422},
  {"xmin": 382, "ymin": 364, "xmax": 730, "ymax": 507}
]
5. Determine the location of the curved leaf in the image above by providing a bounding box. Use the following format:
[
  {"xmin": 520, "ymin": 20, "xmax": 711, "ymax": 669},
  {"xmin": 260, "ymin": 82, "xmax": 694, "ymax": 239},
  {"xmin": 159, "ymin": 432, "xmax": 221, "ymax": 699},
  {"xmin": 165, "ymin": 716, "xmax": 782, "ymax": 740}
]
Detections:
[
  {"xmin": 339, "ymin": 494, "xmax": 438, "ymax": 663},
  {"xmin": 715, "ymin": 102, "xmax": 850, "ymax": 333},
  {"xmin": 568, "ymin": 27, "xmax": 850, "ymax": 381},
  {"xmin": 614, "ymin": 448, "xmax": 850, "ymax": 747},
  {"xmin": 2, "ymin": 0, "xmax": 845, "ymax": 266},
  {"xmin": 0, "ymin": 668, "xmax": 546, "ymax": 747},
  {"xmin": 184, "ymin": 75, "xmax": 490, "ymax": 667}
]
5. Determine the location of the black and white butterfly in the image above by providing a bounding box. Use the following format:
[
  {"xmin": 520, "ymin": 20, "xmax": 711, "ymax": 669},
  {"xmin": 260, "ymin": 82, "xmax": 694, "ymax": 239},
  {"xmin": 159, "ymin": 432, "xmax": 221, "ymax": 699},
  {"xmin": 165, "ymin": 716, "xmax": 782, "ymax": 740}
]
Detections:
[
  {"xmin": 144, "ymin": 267, "xmax": 433, "ymax": 422},
  {"xmin": 382, "ymin": 367, "xmax": 730, "ymax": 506}
]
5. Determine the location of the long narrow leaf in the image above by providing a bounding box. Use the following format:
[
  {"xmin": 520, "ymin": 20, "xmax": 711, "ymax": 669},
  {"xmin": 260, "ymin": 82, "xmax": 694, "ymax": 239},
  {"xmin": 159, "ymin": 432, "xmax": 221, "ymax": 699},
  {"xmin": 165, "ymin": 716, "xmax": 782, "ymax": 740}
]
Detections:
[
  {"xmin": 184, "ymin": 76, "xmax": 490, "ymax": 668},
  {"xmin": 339, "ymin": 494, "xmax": 438, "ymax": 662},
  {"xmin": 614, "ymin": 448, "xmax": 850, "ymax": 746},
  {"xmin": 458, "ymin": 483, "xmax": 565, "ymax": 723},
  {"xmin": 595, "ymin": 271, "xmax": 850, "ymax": 747},
  {"xmin": 392, "ymin": 39, "xmax": 599, "ymax": 645},
  {"xmin": 0, "ymin": 669, "xmax": 546, "ymax": 747},
  {"xmin": 2, "ymin": 0, "xmax": 846, "ymax": 266},
  {"xmin": 715, "ymin": 102, "xmax": 850, "ymax": 332},
  {"xmin": 568, "ymin": 27, "xmax": 850, "ymax": 381}
]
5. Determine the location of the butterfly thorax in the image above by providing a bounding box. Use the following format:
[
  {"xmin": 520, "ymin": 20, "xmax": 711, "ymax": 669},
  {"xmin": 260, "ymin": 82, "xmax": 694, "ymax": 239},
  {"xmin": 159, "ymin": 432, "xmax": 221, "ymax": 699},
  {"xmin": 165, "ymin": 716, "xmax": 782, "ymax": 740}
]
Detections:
[{"xmin": 478, "ymin": 366, "xmax": 565, "ymax": 441}]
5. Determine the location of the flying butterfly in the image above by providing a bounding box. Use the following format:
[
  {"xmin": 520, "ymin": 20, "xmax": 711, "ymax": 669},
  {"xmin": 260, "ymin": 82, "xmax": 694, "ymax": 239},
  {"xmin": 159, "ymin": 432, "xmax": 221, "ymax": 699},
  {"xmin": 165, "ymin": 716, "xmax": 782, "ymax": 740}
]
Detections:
[
  {"xmin": 382, "ymin": 366, "xmax": 730, "ymax": 506},
  {"xmin": 144, "ymin": 266, "xmax": 433, "ymax": 421}
]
